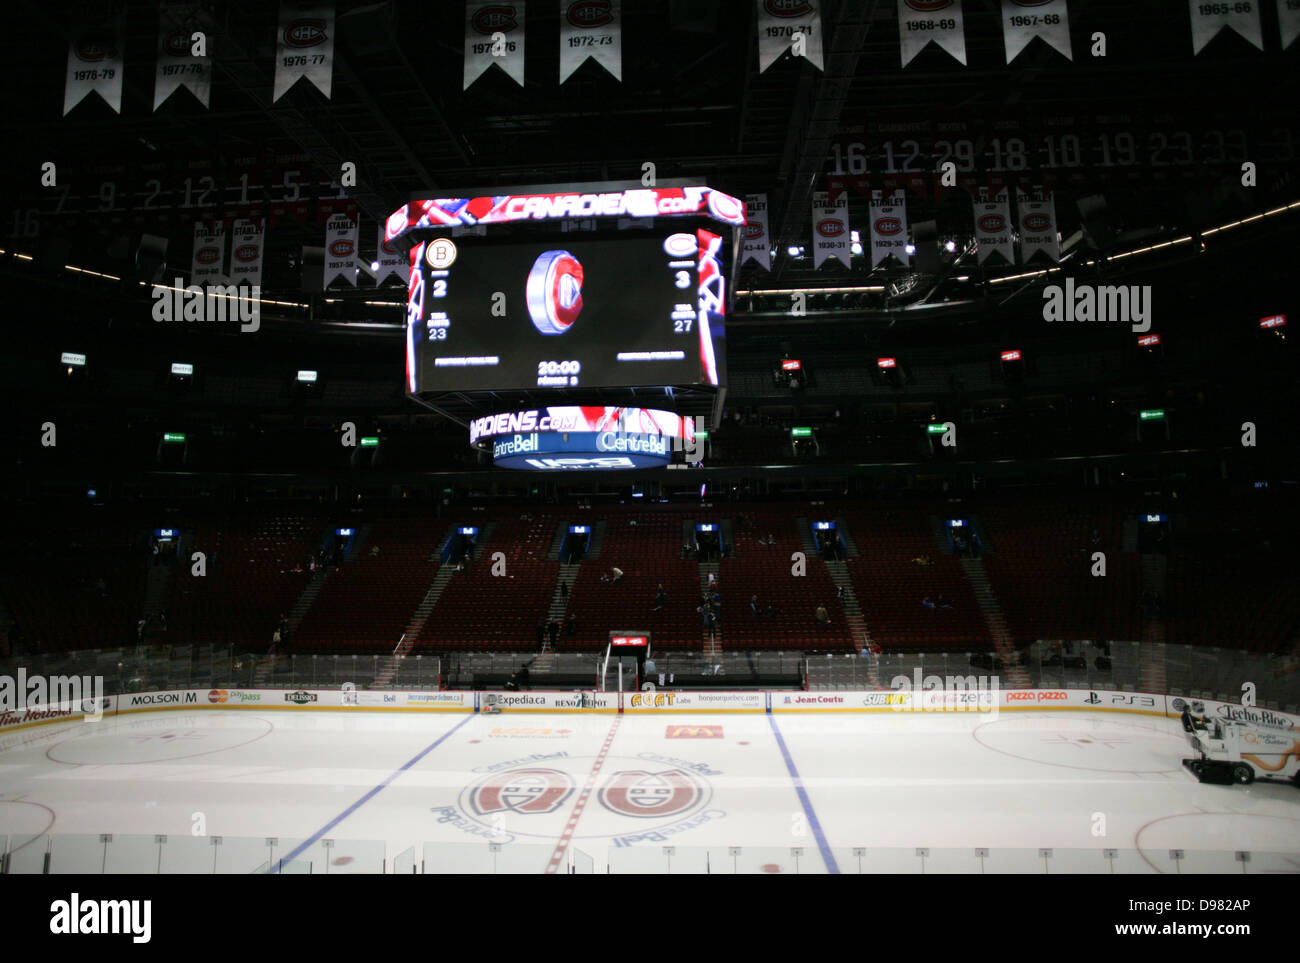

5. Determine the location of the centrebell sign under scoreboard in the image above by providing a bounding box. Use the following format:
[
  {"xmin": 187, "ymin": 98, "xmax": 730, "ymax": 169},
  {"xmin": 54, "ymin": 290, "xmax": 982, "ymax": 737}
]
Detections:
[{"xmin": 385, "ymin": 185, "xmax": 742, "ymax": 395}]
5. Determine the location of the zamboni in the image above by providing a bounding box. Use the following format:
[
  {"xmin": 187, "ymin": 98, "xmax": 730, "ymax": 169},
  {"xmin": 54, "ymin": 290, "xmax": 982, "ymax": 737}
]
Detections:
[{"xmin": 1181, "ymin": 706, "xmax": 1300, "ymax": 786}]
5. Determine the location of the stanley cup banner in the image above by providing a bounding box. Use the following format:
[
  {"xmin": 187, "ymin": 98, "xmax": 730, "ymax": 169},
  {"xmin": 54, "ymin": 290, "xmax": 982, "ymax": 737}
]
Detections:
[
  {"xmin": 1282, "ymin": 0, "xmax": 1300, "ymax": 49},
  {"xmin": 375, "ymin": 224, "xmax": 409, "ymax": 286},
  {"xmin": 273, "ymin": 2, "xmax": 336, "ymax": 102},
  {"xmin": 1001, "ymin": 0, "xmax": 1072, "ymax": 62},
  {"xmin": 1189, "ymin": 0, "xmax": 1263, "ymax": 53},
  {"xmin": 973, "ymin": 191, "xmax": 1014, "ymax": 265},
  {"xmin": 742, "ymin": 194, "xmax": 772, "ymax": 270},
  {"xmin": 1017, "ymin": 191, "xmax": 1060, "ymax": 262},
  {"xmin": 228, "ymin": 219, "xmax": 265, "ymax": 286},
  {"xmin": 64, "ymin": 18, "xmax": 125, "ymax": 115},
  {"xmin": 559, "ymin": 0, "xmax": 622, "ymax": 83},
  {"xmin": 869, "ymin": 191, "xmax": 911, "ymax": 268},
  {"xmin": 756, "ymin": 0, "xmax": 824, "ymax": 72},
  {"xmin": 464, "ymin": 2, "xmax": 525, "ymax": 89},
  {"xmin": 154, "ymin": 2, "xmax": 212, "ymax": 110},
  {"xmin": 324, "ymin": 213, "xmax": 359, "ymax": 287},
  {"xmin": 810, "ymin": 191, "xmax": 850, "ymax": 269},
  {"xmin": 898, "ymin": 0, "xmax": 968, "ymax": 66},
  {"xmin": 191, "ymin": 220, "xmax": 227, "ymax": 284}
]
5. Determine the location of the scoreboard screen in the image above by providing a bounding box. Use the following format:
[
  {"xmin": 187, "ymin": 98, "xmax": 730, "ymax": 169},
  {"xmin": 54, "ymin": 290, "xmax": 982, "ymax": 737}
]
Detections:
[
  {"xmin": 388, "ymin": 186, "xmax": 741, "ymax": 395},
  {"xmin": 404, "ymin": 229, "xmax": 728, "ymax": 393}
]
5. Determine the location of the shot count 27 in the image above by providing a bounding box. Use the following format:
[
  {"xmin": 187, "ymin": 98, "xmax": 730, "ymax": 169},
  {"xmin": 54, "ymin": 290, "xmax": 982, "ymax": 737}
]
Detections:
[{"xmin": 385, "ymin": 185, "xmax": 743, "ymax": 394}]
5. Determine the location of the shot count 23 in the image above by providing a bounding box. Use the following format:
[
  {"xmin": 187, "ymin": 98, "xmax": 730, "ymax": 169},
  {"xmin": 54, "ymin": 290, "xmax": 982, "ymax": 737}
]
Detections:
[{"xmin": 385, "ymin": 185, "xmax": 743, "ymax": 394}]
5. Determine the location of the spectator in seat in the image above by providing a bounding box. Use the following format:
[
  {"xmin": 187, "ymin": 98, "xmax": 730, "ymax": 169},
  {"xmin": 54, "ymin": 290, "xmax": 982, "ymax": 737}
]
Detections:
[
  {"xmin": 653, "ymin": 585, "xmax": 668, "ymax": 611},
  {"xmin": 536, "ymin": 622, "xmax": 546, "ymax": 647},
  {"xmin": 815, "ymin": 605, "xmax": 830, "ymax": 626},
  {"xmin": 836, "ymin": 585, "xmax": 845, "ymax": 603},
  {"xmin": 750, "ymin": 594, "xmax": 760, "ymax": 618},
  {"xmin": 764, "ymin": 604, "xmax": 779, "ymax": 621},
  {"xmin": 922, "ymin": 597, "xmax": 936, "ymax": 611},
  {"xmin": 566, "ymin": 615, "xmax": 576, "ymax": 638},
  {"xmin": 369, "ymin": 544, "xmax": 380, "ymax": 557},
  {"xmin": 610, "ymin": 566, "xmax": 624, "ymax": 583},
  {"xmin": 547, "ymin": 620, "xmax": 560, "ymax": 646},
  {"xmin": 936, "ymin": 595, "xmax": 952, "ymax": 609}
]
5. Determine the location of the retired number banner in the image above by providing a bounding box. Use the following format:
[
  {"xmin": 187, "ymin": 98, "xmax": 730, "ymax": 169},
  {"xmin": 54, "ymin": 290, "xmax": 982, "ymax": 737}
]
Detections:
[
  {"xmin": 756, "ymin": 0, "xmax": 824, "ymax": 72},
  {"xmin": 898, "ymin": 0, "xmax": 968, "ymax": 67},
  {"xmin": 154, "ymin": 1, "xmax": 212, "ymax": 110},
  {"xmin": 464, "ymin": 2, "xmax": 525, "ymax": 89},
  {"xmin": 64, "ymin": 18, "xmax": 125, "ymax": 115},
  {"xmin": 742, "ymin": 194, "xmax": 772, "ymax": 270},
  {"xmin": 559, "ymin": 0, "xmax": 622, "ymax": 82},
  {"xmin": 1189, "ymin": 0, "xmax": 1263, "ymax": 54},
  {"xmin": 1001, "ymin": 0, "xmax": 1072, "ymax": 62},
  {"xmin": 273, "ymin": 2, "xmax": 335, "ymax": 102}
]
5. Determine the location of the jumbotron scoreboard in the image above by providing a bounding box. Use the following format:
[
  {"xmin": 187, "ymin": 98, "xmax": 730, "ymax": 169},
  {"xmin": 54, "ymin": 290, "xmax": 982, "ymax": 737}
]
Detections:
[
  {"xmin": 385, "ymin": 181, "xmax": 743, "ymax": 470},
  {"xmin": 385, "ymin": 183, "xmax": 742, "ymax": 394}
]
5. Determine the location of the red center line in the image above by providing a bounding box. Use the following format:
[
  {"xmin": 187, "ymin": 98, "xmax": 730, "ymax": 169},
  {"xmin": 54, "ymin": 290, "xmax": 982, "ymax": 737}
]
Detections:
[{"xmin": 544, "ymin": 716, "xmax": 622, "ymax": 874}]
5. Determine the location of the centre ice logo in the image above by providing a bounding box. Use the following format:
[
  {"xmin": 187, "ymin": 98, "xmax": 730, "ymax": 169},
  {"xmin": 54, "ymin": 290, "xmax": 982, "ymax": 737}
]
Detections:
[{"xmin": 452, "ymin": 754, "xmax": 720, "ymax": 842}]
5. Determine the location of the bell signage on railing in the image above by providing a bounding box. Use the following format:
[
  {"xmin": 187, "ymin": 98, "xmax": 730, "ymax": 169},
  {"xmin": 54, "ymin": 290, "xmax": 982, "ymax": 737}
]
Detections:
[
  {"xmin": 569, "ymin": 525, "xmax": 589, "ymax": 534},
  {"xmin": 336, "ymin": 528, "xmax": 353, "ymax": 536}
]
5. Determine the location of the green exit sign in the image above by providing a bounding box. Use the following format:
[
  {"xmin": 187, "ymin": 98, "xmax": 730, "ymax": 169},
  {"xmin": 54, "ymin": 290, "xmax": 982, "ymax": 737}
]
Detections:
[
  {"xmin": 791, "ymin": 427, "xmax": 813, "ymax": 438},
  {"xmin": 694, "ymin": 431, "xmax": 709, "ymax": 440},
  {"xmin": 926, "ymin": 424, "xmax": 947, "ymax": 435},
  {"xmin": 360, "ymin": 437, "xmax": 379, "ymax": 447},
  {"xmin": 163, "ymin": 433, "xmax": 186, "ymax": 443},
  {"xmin": 1139, "ymin": 409, "xmax": 1166, "ymax": 421}
]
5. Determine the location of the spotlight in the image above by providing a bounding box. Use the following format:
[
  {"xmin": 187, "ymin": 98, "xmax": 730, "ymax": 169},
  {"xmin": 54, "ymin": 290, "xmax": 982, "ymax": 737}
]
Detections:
[
  {"xmin": 904, "ymin": 243, "xmax": 916, "ymax": 255},
  {"xmin": 370, "ymin": 260, "xmax": 380, "ymax": 271},
  {"xmin": 787, "ymin": 246, "xmax": 802, "ymax": 257},
  {"xmin": 944, "ymin": 240, "xmax": 957, "ymax": 253}
]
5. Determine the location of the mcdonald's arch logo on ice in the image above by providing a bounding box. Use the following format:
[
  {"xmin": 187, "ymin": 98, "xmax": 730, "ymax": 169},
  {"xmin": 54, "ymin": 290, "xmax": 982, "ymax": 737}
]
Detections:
[{"xmin": 666, "ymin": 725, "xmax": 723, "ymax": 739}]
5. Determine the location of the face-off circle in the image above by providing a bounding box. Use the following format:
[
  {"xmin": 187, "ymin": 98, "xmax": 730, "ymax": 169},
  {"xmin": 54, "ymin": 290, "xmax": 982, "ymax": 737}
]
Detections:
[
  {"xmin": 972, "ymin": 715, "xmax": 1184, "ymax": 774},
  {"xmin": 526, "ymin": 250, "xmax": 584, "ymax": 335},
  {"xmin": 46, "ymin": 714, "xmax": 274, "ymax": 765}
]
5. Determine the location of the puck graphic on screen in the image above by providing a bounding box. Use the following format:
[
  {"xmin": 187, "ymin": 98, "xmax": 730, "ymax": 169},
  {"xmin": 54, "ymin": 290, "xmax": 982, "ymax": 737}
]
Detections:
[{"xmin": 527, "ymin": 250, "xmax": 584, "ymax": 335}]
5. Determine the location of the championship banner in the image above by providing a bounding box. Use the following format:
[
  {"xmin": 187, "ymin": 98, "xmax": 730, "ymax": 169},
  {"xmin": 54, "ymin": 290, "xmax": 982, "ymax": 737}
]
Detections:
[
  {"xmin": 1001, "ymin": 0, "xmax": 1072, "ymax": 62},
  {"xmin": 464, "ymin": 2, "xmax": 525, "ymax": 89},
  {"xmin": 868, "ymin": 190, "xmax": 911, "ymax": 268},
  {"xmin": 756, "ymin": 0, "xmax": 824, "ymax": 72},
  {"xmin": 559, "ymin": 0, "xmax": 622, "ymax": 83},
  {"xmin": 191, "ymin": 220, "xmax": 226, "ymax": 284},
  {"xmin": 1016, "ymin": 191, "xmax": 1059, "ymax": 262},
  {"xmin": 64, "ymin": 18, "xmax": 125, "ymax": 115},
  {"xmin": 1282, "ymin": 0, "xmax": 1300, "ymax": 50},
  {"xmin": 323, "ymin": 212, "xmax": 358, "ymax": 287},
  {"xmin": 741, "ymin": 193, "xmax": 772, "ymax": 270},
  {"xmin": 898, "ymin": 0, "xmax": 968, "ymax": 66},
  {"xmin": 810, "ymin": 191, "xmax": 851, "ymax": 269},
  {"xmin": 1189, "ymin": 0, "xmax": 1263, "ymax": 53},
  {"xmin": 375, "ymin": 223, "xmax": 409, "ymax": 285},
  {"xmin": 973, "ymin": 191, "xmax": 1014, "ymax": 265},
  {"xmin": 273, "ymin": 2, "xmax": 335, "ymax": 102},
  {"xmin": 228, "ymin": 219, "xmax": 265, "ymax": 286},
  {"xmin": 154, "ymin": 2, "xmax": 212, "ymax": 110}
]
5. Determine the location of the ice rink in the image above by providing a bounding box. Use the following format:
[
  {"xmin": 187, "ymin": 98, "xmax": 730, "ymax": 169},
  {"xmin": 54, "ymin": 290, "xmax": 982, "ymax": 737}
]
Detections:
[{"xmin": 1, "ymin": 707, "xmax": 1298, "ymax": 873}]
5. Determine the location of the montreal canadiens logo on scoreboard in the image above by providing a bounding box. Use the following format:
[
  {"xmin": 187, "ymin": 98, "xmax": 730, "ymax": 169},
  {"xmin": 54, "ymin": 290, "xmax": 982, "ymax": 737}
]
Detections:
[{"xmin": 526, "ymin": 250, "xmax": 584, "ymax": 335}]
